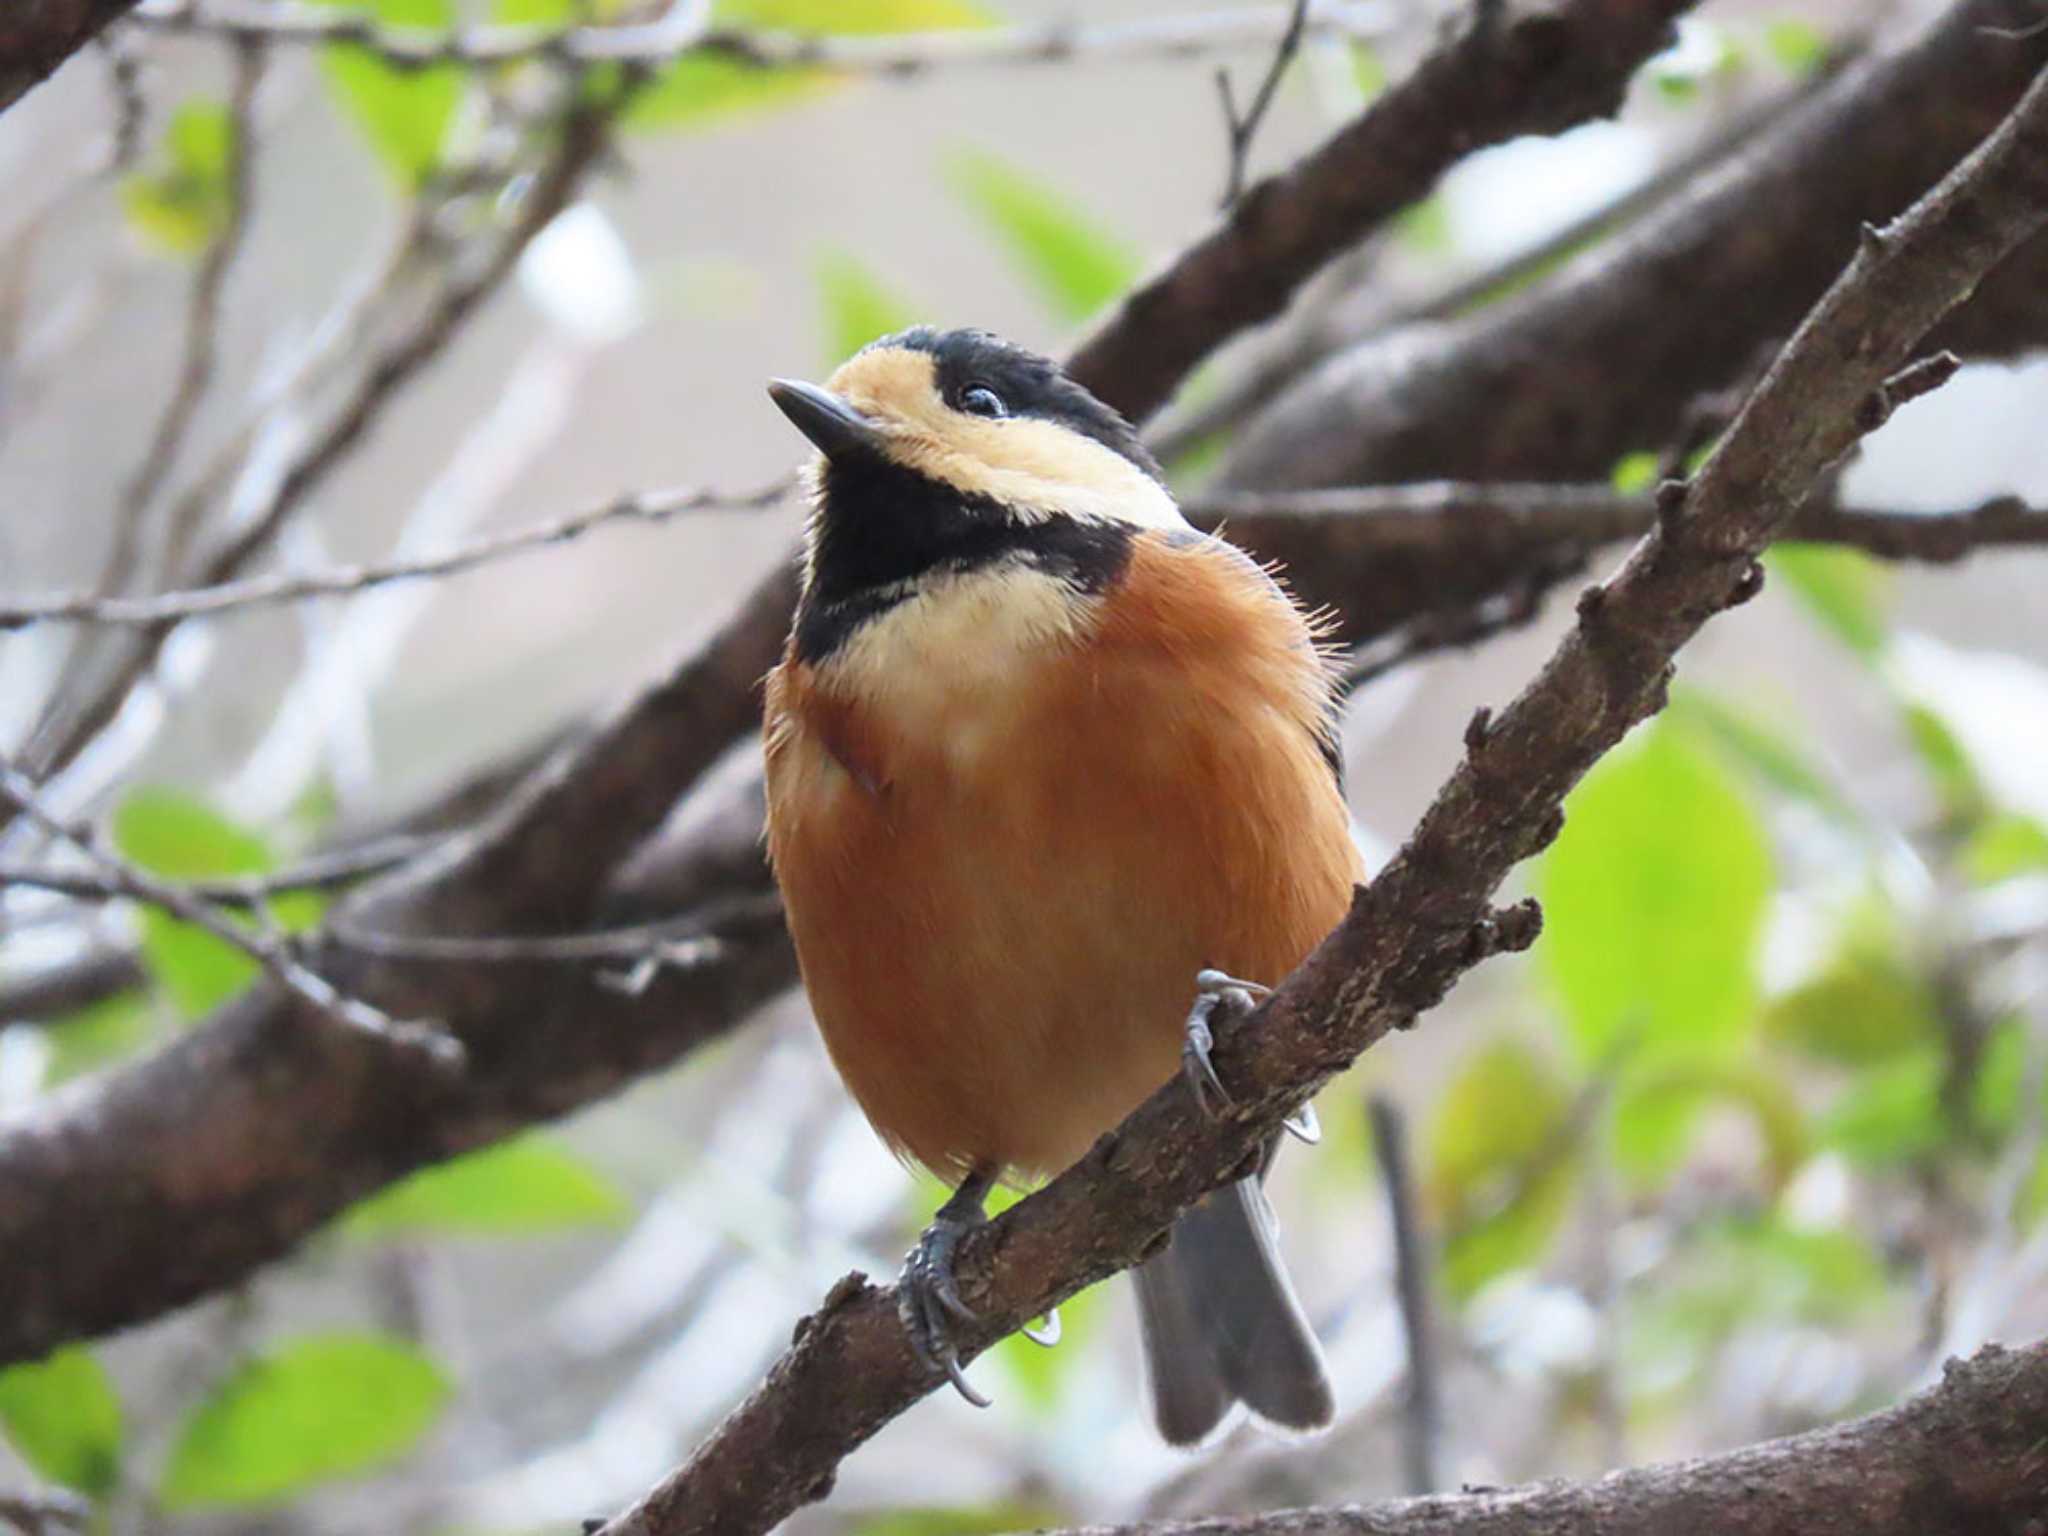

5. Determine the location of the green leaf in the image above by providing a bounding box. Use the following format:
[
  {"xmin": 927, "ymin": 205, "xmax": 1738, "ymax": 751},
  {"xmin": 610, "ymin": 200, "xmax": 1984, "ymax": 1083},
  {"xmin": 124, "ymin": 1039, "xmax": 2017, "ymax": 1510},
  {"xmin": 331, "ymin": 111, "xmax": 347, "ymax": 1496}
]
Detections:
[
  {"xmin": 1609, "ymin": 451, "xmax": 1659, "ymax": 495},
  {"xmin": 1538, "ymin": 721, "xmax": 1774, "ymax": 1064},
  {"xmin": 0, "ymin": 1348, "xmax": 122, "ymax": 1496},
  {"xmin": 1817, "ymin": 1048, "xmax": 1947, "ymax": 1166},
  {"xmin": 161, "ymin": 1334, "xmax": 449, "ymax": 1509},
  {"xmin": 946, "ymin": 149, "xmax": 1138, "ymax": 323},
  {"xmin": 1962, "ymin": 813, "xmax": 2048, "ymax": 885},
  {"xmin": 853, "ymin": 1505, "xmax": 1057, "ymax": 1536},
  {"xmin": 41, "ymin": 991, "xmax": 157, "ymax": 1086},
  {"xmin": 1393, "ymin": 194, "xmax": 1454, "ymax": 257},
  {"xmin": 1612, "ymin": 1055, "xmax": 1807, "ymax": 1190},
  {"xmin": 815, "ymin": 250, "xmax": 918, "ymax": 363},
  {"xmin": 1900, "ymin": 701, "xmax": 1989, "ymax": 827},
  {"xmin": 1351, "ymin": 42, "xmax": 1386, "ymax": 99},
  {"xmin": 311, "ymin": 0, "xmax": 461, "ymax": 188},
  {"xmin": 110, "ymin": 790, "xmax": 320, "ymax": 1018},
  {"xmin": 340, "ymin": 1134, "xmax": 629, "ymax": 1236},
  {"xmin": 1764, "ymin": 543, "xmax": 1893, "ymax": 658},
  {"xmin": 631, "ymin": 0, "xmax": 989, "ymax": 131},
  {"xmin": 1668, "ymin": 686, "xmax": 1858, "ymax": 828},
  {"xmin": 1762, "ymin": 18, "xmax": 1828, "ymax": 75},
  {"xmin": 1763, "ymin": 908, "xmax": 1940, "ymax": 1067},
  {"xmin": 1427, "ymin": 1038, "xmax": 1577, "ymax": 1298},
  {"xmin": 121, "ymin": 100, "xmax": 237, "ymax": 256}
]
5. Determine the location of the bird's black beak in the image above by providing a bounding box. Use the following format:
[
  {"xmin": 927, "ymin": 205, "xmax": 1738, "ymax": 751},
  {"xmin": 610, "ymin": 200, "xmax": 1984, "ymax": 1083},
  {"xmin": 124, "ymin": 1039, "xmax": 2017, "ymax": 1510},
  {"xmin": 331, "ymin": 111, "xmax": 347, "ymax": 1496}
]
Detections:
[{"xmin": 768, "ymin": 379, "xmax": 887, "ymax": 460}]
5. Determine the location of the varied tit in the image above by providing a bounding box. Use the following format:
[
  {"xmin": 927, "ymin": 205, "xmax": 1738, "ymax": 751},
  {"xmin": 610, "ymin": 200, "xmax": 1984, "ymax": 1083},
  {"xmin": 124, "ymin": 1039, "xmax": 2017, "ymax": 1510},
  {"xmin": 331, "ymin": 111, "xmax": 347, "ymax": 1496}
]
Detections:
[{"xmin": 762, "ymin": 327, "xmax": 1362, "ymax": 1446}]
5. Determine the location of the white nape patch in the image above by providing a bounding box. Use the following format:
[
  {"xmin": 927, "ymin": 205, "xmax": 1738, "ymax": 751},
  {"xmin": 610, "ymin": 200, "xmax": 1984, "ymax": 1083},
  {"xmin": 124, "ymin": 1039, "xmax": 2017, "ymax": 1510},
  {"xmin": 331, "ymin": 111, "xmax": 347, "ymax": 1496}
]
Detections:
[{"xmin": 818, "ymin": 559, "xmax": 1089, "ymax": 767}]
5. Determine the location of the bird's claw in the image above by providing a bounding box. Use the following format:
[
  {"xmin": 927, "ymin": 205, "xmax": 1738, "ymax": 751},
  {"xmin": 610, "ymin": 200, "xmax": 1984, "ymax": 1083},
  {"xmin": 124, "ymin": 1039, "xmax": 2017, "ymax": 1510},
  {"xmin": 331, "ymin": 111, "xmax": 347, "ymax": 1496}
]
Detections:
[
  {"xmin": 898, "ymin": 1176, "xmax": 994, "ymax": 1408},
  {"xmin": 1183, "ymin": 969, "xmax": 1268, "ymax": 1115},
  {"xmin": 1283, "ymin": 1100, "xmax": 1322, "ymax": 1145},
  {"xmin": 1022, "ymin": 1306, "xmax": 1062, "ymax": 1348}
]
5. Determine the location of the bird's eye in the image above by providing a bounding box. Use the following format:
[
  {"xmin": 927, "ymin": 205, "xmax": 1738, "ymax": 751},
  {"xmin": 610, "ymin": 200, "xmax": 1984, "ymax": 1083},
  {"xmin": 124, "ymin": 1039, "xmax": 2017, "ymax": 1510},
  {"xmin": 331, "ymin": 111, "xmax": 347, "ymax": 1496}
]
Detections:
[{"xmin": 959, "ymin": 385, "xmax": 1008, "ymax": 419}]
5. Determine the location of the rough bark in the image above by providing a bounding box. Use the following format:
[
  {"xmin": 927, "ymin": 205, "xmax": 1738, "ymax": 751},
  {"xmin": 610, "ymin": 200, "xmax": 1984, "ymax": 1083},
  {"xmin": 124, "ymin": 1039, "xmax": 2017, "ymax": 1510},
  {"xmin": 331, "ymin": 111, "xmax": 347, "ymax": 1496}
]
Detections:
[
  {"xmin": 1053, "ymin": 1341, "xmax": 2048, "ymax": 1536},
  {"xmin": 1219, "ymin": 0, "xmax": 2048, "ymax": 490},
  {"xmin": 1064, "ymin": 0, "xmax": 1696, "ymax": 420},
  {"xmin": 0, "ymin": 0, "xmax": 139, "ymax": 116}
]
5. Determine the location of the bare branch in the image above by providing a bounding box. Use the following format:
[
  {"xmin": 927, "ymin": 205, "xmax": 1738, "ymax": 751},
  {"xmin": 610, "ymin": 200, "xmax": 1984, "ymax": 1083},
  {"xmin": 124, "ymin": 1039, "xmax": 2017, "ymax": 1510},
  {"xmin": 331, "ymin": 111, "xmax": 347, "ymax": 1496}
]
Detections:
[
  {"xmin": 1220, "ymin": 0, "xmax": 2048, "ymax": 489},
  {"xmin": 588, "ymin": 54, "xmax": 2048, "ymax": 1536},
  {"xmin": 0, "ymin": 947, "xmax": 145, "ymax": 1026},
  {"xmin": 0, "ymin": 762, "xmax": 457, "ymax": 1062},
  {"xmin": 0, "ymin": 478, "xmax": 792, "ymax": 629},
  {"xmin": 0, "ymin": 831, "xmax": 435, "ymax": 907},
  {"xmin": 7, "ymin": 71, "xmax": 638, "ymax": 829},
  {"xmin": 94, "ymin": 37, "xmax": 265, "ymax": 606},
  {"xmin": 1213, "ymin": 0, "xmax": 1309, "ymax": 208},
  {"xmin": 1047, "ymin": 1339, "xmax": 2048, "ymax": 1536},
  {"xmin": 0, "ymin": 1487, "xmax": 90, "ymax": 1536},
  {"xmin": 1369, "ymin": 1096, "xmax": 1444, "ymax": 1498},
  {"xmin": 1065, "ymin": 0, "xmax": 1697, "ymax": 422},
  {"xmin": 0, "ymin": 0, "xmax": 146, "ymax": 116},
  {"xmin": 127, "ymin": 0, "xmax": 1387, "ymax": 74}
]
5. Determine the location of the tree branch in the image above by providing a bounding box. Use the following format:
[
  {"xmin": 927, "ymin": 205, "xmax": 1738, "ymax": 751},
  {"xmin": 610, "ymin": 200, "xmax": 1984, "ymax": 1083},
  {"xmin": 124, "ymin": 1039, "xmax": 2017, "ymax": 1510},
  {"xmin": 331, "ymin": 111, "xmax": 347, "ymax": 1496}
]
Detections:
[
  {"xmin": 0, "ymin": 478, "xmax": 791, "ymax": 629},
  {"xmin": 1219, "ymin": 0, "xmax": 2048, "ymax": 490},
  {"xmin": 1063, "ymin": 0, "xmax": 1697, "ymax": 422},
  {"xmin": 1049, "ymin": 1338, "xmax": 2048, "ymax": 1536},
  {"xmin": 591, "ymin": 44, "xmax": 2048, "ymax": 1536},
  {"xmin": 127, "ymin": 0, "xmax": 1390, "ymax": 72},
  {"xmin": 0, "ymin": 0, "xmax": 144, "ymax": 116}
]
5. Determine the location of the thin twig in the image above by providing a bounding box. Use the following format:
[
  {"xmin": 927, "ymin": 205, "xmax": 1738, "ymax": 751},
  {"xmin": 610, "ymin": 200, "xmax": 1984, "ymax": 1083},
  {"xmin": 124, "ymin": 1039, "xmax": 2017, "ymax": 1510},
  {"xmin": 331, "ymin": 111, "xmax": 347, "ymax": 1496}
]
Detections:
[
  {"xmin": 0, "ymin": 479, "xmax": 791, "ymax": 629},
  {"xmin": 94, "ymin": 38, "xmax": 265, "ymax": 605},
  {"xmin": 0, "ymin": 832, "xmax": 436, "ymax": 907},
  {"xmin": 0, "ymin": 762, "xmax": 458, "ymax": 1064},
  {"xmin": 1369, "ymin": 1095, "xmax": 1444, "ymax": 1496},
  {"xmin": 1214, "ymin": 0, "xmax": 1310, "ymax": 207},
  {"xmin": 5, "ymin": 72, "xmax": 639, "ymax": 831},
  {"xmin": 0, "ymin": 947, "xmax": 146, "ymax": 1026},
  {"xmin": 126, "ymin": 0, "xmax": 1387, "ymax": 73}
]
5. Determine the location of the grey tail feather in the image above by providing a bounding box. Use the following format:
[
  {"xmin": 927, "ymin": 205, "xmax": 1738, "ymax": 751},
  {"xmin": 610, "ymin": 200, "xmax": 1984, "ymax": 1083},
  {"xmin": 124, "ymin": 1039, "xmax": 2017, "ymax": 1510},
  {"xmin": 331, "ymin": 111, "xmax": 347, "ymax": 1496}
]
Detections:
[{"xmin": 1134, "ymin": 1176, "xmax": 1333, "ymax": 1446}]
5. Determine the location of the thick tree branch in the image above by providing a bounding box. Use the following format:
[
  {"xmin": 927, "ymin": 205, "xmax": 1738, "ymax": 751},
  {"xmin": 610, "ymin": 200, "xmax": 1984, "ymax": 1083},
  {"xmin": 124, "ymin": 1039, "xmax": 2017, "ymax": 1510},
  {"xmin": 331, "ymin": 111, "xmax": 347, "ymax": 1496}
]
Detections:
[
  {"xmin": 0, "ymin": 0, "xmax": 1706, "ymax": 1362},
  {"xmin": 592, "ymin": 47, "xmax": 2048, "ymax": 1536},
  {"xmin": 1220, "ymin": 0, "xmax": 2048, "ymax": 490},
  {"xmin": 1053, "ymin": 1338, "xmax": 2048, "ymax": 1536},
  {"xmin": 1063, "ymin": 0, "xmax": 1696, "ymax": 421},
  {"xmin": 0, "ymin": 0, "xmax": 143, "ymax": 115}
]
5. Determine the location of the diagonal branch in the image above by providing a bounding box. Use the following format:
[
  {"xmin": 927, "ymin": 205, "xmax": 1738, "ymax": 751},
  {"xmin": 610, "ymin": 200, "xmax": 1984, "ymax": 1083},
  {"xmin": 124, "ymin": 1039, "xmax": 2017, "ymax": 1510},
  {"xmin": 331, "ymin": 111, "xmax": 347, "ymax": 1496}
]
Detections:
[
  {"xmin": 1219, "ymin": 0, "xmax": 2048, "ymax": 490},
  {"xmin": 591, "ymin": 52, "xmax": 2048, "ymax": 1536},
  {"xmin": 0, "ymin": 0, "xmax": 145, "ymax": 116},
  {"xmin": 1063, "ymin": 0, "xmax": 1697, "ymax": 421},
  {"xmin": 1047, "ymin": 1337, "xmax": 2048, "ymax": 1536}
]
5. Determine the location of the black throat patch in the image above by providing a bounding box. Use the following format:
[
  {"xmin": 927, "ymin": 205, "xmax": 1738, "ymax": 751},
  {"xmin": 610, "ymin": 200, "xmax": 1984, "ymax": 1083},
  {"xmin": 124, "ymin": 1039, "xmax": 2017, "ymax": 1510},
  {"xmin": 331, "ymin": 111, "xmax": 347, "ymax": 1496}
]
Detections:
[{"xmin": 794, "ymin": 452, "xmax": 1133, "ymax": 665}]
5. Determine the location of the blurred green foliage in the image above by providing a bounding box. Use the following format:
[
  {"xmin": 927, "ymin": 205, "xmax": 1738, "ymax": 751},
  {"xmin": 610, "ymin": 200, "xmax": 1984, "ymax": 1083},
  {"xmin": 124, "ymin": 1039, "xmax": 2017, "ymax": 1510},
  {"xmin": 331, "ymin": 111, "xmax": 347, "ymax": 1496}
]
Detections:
[
  {"xmin": 313, "ymin": 0, "xmax": 463, "ymax": 188},
  {"xmin": 340, "ymin": 1133, "xmax": 631, "ymax": 1236},
  {"xmin": 161, "ymin": 1333, "xmax": 449, "ymax": 1509},
  {"xmin": 0, "ymin": 1347, "xmax": 123, "ymax": 1496},
  {"xmin": 121, "ymin": 100, "xmax": 238, "ymax": 255},
  {"xmin": 946, "ymin": 150, "xmax": 1138, "ymax": 323},
  {"xmin": 111, "ymin": 788, "xmax": 323, "ymax": 1019},
  {"xmin": 630, "ymin": 0, "xmax": 990, "ymax": 130},
  {"xmin": 816, "ymin": 249, "xmax": 918, "ymax": 361}
]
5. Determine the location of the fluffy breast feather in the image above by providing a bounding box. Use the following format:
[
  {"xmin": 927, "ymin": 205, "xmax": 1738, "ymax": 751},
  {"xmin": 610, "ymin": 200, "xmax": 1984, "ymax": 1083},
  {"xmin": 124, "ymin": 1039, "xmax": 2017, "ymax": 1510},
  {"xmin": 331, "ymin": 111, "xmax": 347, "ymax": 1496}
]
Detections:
[{"xmin": 763, "ymin": 530, "xmax": 1360, "ymax": 1180}]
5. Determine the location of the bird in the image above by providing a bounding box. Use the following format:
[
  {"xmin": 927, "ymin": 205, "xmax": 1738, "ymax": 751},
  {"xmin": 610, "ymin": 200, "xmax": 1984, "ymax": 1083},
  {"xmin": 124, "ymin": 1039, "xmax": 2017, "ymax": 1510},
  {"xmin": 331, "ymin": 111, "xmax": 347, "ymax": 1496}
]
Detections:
[{"xmin": 761, "ymin": 326, "xmax": 1363, "ymax": 1446}]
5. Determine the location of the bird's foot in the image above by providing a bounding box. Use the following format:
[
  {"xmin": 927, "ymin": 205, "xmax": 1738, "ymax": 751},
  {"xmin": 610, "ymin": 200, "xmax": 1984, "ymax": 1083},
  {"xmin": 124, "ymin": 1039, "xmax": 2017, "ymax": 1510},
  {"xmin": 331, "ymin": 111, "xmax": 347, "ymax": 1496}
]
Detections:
[
  {"xmin": 1183, "ymin": 968, "xmax": 1269, "ymax": 1114},
  {"xmin": 899, "ymin": 1169, "xmax": 995, "ymax": 1407},
  {"xmin": 1021, "ymin": 1307, "xmax": 1062, "ymax": 1348}
]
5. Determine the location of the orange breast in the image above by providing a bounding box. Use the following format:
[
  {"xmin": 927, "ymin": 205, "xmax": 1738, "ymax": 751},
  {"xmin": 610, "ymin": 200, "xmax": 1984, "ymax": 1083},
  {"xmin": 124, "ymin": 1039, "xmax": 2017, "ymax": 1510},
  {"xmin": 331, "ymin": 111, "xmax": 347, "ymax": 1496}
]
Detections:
[{"xmin": 763, "ymin": 535, "xmax": 1363, "ymax": 1182}]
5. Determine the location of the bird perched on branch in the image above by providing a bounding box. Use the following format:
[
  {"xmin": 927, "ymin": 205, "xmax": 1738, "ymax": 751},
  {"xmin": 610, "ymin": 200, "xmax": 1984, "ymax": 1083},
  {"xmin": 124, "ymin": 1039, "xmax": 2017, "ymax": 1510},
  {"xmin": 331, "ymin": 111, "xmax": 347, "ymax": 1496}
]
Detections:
[{"xmin": 762, "ymin": 327, "xmax": 1361, "ymax": 1445}]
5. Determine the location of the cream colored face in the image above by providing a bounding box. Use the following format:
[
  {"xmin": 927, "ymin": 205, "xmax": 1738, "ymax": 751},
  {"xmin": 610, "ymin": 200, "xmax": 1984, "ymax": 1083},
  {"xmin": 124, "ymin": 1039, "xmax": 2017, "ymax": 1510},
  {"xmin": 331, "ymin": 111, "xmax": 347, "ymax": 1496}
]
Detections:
[{"xmin": 819, "ymin": 346, "xmax": 1187, "ymax": 532}]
